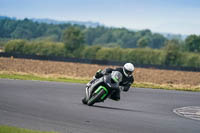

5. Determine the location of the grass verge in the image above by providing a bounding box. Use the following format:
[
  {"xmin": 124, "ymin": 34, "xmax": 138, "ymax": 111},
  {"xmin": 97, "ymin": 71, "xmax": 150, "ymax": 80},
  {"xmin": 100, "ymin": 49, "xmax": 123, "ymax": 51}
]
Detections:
[
  {"xmin": 133, "ymin": 82, "xmax": 200, "ymax": 92},
  {"xmin": 0, "ymin": 125, "xmax": 57, "ymax": 133},
  {"xmin": 0, "ymin": 72, "xmax": 200, "ymax": 92},
  {"xmin": 0, "ymin": 72, "xmax": 89, "ymax": 84}
]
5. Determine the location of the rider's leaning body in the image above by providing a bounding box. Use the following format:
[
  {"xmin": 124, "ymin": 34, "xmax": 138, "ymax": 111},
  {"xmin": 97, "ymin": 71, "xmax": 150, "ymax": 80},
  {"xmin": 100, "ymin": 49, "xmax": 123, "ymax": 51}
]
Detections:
[{"xmin": 87, "ymin": 63, "xmax": 134, "ymax": 101}]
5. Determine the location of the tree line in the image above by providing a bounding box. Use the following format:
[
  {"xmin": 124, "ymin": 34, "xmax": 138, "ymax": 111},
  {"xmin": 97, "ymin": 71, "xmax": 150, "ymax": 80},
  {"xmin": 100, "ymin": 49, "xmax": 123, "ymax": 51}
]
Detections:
[
  {"xmin": 0, "ymin": 18, "xmax": 167, "ymax": 49},
  {"xmin": 1, "ymin": 18, "xmax": 200, "ymax": 68},
  {"xmin": 4, "ymin": 39, "xmax": 200, "ymax": 68}
]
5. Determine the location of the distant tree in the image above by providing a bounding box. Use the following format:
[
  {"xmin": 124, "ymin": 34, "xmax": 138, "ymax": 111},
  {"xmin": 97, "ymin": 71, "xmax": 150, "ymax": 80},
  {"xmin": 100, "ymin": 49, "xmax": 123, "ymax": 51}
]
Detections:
[
  {"xmin": 115, "ymin": 29, "xmax": 137, "ymax": 48},
  {"xmin": 84, "ymin": 26, "xmax": 108, "ymax": 45},
  {"xmin": 163, "ymin": 39, "xmax": 183, "ymax": 66},
  {"xmin": 62, "ymin": 26, "xmax": 85, "ymax": 56},
  {"xmin": 11, "ymin": 27, "xmax": 33, "ymax": 39},
  {"xmin": 185, "ymin": 35, "xmax": 200, "ymax": 52},
  {"xmin": 10, "ymin": 18, "xmax": 38, "ymax": 39},
  {"xmin": 0, "ymin": 19, "xmax": 17, "ymax": 38},
  {"xmin": 137, "ymin": 36, "xmax": 151, "ymax": 48},
  {"xmin": 93, "ymin": 31, "xmax": 114, "ymax": 44},
  {"xmin": 44, "ymin": 26, "xmax": 62, "ymax": 41},
  {"xmin": 138, "ymin": 29, "xmax": 152, "ymax": 36},
  {"xmin": 0, "ymin": 18, "xmax": 171, "ymax": 50},
  {"xmin": 35, "ymin": 23, "xmax": 48, "ymax": 37},
  {"xmin": 4, "ymin": 39, "xmax": 27, "ymax": 54},
  {"xmin": 81, "ymin": 45, "xmax": 102, "ymax": 58},
  {"xmin": 151, "ymin": 33, "xmax": 166, "ymax": 48}
]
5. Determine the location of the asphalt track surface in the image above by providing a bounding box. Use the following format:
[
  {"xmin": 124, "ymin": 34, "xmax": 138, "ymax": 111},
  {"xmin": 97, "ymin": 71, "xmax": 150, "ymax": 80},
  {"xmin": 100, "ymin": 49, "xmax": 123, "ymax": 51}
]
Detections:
[{"xmin": 0, "ymin": 79, "xmax": 200, "ymax": 133}]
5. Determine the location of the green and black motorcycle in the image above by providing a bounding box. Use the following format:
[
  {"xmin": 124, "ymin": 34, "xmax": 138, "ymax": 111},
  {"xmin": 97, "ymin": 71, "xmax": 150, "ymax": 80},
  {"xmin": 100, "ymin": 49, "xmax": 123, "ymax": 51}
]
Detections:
[{"xmin": 82, "ymin": 71, "xmax": 122, "ymax": 106}]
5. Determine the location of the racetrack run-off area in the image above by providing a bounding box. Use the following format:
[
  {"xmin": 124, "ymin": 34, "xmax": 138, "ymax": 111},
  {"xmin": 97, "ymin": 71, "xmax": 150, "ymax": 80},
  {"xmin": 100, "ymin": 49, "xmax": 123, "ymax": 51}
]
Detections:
[
  {"xmin": 0, "ymin": 57, "xmax": 200, "ymax": 88},
  {"xmin": 0, "ymin": 79, "xmax": 200, "ymax": 133}
]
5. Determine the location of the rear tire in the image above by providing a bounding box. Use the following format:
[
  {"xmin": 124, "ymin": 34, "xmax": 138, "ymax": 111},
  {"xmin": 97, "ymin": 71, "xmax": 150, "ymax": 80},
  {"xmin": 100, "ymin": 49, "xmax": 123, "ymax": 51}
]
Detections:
[{"xmin": 87, "ymin": 89, "xmax": 106, "ymax": 106}]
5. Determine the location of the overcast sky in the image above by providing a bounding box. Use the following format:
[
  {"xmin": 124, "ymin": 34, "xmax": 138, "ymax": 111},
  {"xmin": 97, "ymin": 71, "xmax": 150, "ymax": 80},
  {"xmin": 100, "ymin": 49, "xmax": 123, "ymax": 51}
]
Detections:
[{"xmin": 1, "ymin": 0, "xmax": 200, "ymax": 35}]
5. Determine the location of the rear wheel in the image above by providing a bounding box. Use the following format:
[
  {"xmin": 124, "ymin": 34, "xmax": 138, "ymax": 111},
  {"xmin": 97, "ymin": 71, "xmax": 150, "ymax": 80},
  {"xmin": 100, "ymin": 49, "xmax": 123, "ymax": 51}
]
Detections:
[{"xmin": 87, "ymin": 89, "xmax": 106, "ymax": 106}]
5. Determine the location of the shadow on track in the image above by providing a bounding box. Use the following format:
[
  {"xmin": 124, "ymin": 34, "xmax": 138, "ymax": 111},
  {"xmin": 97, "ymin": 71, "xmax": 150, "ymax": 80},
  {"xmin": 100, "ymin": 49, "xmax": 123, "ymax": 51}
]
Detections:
[{"xmin": 93, "ymin": 105, "xmax": 143, "ymax": 113}]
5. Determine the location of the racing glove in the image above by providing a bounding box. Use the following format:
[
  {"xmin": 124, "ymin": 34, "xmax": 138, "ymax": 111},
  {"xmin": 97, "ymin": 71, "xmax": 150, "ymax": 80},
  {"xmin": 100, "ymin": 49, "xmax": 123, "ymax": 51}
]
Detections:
[{"xmin": 95, "ymin": 69, "xmax": 103, "ymax": 78}]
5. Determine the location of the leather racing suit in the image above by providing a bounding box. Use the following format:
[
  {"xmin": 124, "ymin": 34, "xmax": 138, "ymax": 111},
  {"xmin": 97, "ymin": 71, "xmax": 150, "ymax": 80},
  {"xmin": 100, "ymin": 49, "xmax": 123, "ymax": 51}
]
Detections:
[{"xmin": 91, "ymin": 67, "xmax": 134, "ymax": 101}]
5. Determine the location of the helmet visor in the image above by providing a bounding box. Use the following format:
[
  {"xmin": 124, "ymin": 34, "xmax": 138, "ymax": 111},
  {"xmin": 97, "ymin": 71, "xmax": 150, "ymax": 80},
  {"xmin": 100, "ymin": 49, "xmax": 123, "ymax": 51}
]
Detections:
[{"xmin": 125, "ymin": 69, "xmax": 133, "ymax": 76}]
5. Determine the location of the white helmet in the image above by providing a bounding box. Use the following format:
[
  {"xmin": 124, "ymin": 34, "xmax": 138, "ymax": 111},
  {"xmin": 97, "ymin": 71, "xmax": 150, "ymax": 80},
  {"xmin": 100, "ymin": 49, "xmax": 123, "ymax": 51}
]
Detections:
[{"xmin": 123, "ymin": 63, "xmax": 134, "ymax": 77}]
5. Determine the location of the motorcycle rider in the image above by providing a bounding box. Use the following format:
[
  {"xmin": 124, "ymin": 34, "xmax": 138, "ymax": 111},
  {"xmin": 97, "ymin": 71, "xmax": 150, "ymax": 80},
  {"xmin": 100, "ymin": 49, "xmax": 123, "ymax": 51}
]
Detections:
[{"xmin": 86, "ymin": 63, "xmax": 134, "ymax": 101}]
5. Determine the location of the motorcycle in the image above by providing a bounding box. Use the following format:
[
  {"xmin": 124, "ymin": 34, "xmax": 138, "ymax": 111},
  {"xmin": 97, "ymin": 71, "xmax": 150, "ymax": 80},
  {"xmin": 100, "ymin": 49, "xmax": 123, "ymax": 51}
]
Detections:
[{"xmin": 82, "ymin": 71, "xmax": 122, "ymax": 106}]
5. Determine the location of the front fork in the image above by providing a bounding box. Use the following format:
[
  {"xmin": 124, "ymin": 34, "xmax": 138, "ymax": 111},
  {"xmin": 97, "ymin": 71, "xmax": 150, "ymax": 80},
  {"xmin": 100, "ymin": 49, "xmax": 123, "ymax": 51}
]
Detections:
[{"xmin": 85, "ymin": 85, "xmax": 95, "ymax": 101}]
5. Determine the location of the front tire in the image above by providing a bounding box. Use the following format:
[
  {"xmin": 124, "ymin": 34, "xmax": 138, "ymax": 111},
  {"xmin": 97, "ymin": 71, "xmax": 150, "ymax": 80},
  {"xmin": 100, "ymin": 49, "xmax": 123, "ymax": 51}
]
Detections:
[
  {"xmin": 87, "ymin": 89, "xmax": 106, "ymax": 106},
  {"xmin": 82, "ymin": 97, "xmax": 87, "ymax": 105}
]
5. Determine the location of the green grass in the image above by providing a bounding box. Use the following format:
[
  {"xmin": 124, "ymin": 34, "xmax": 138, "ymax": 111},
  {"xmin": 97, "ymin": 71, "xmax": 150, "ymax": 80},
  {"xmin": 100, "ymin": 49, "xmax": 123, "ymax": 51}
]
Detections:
[
  {"xmin": 0, "ymin": 125, "xmax": 57, "ymax": 133},
  {"xmin": 0, "ymin": 73, "xmax": 89, "ymax": 84},
  {"xmin": 133, "ymin": 82, "xmax": 200, "ymax": 92},
  {"xmin": 0, "ymin": 73, "xmax": 200, "ymax": 92}
]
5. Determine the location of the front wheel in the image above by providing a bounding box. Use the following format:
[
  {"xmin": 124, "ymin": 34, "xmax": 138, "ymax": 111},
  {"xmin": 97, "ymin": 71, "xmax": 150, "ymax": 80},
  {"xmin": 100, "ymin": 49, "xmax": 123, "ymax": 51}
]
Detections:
[
  {"xmin": 82, "ymin": 97, "xmax": 87, "ymax": 105},
  {"xmin": 87, "ymin": 89, "xmax": 106, "ymax": 106}
]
